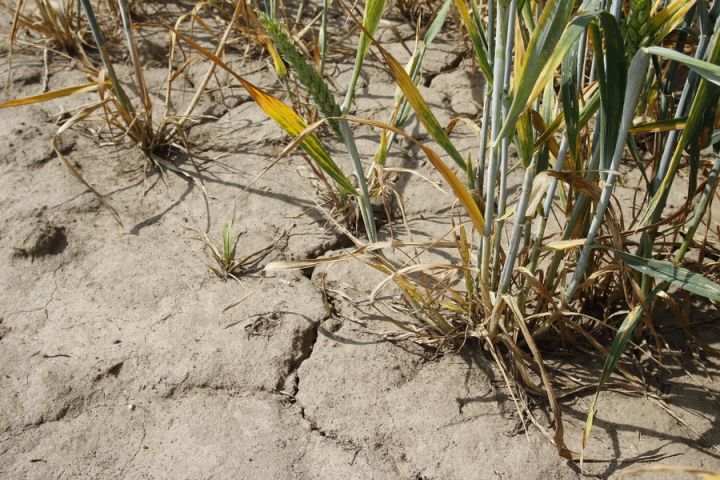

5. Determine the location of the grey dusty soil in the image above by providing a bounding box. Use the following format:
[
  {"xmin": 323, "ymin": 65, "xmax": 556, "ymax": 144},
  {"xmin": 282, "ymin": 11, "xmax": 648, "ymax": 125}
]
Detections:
[{"xmin": 1, "ymin": 5, "xmax": 719, "ymax": 480}]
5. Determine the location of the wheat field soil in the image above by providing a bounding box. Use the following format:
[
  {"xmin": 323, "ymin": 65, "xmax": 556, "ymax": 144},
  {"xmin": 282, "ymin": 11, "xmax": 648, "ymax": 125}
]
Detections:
[{"xmin": 1, "ymin": 1, "xmax": 719, "ymax": 479}]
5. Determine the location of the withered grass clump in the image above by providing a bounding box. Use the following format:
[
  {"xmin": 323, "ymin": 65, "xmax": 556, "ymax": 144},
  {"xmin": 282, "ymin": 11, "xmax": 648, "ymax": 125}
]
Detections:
[
  {"xmin": 2, "ymin": 0, "xmax": 252, "ymax": 224},
  {"xmin": 6, "ymin": 0, "xmax": 82, "ymax": 56}
]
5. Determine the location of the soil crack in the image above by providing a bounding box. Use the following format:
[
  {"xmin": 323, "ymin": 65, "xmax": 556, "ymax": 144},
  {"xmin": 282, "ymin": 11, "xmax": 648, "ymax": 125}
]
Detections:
[
  {"xmin": 298, "ymin": 406, "xmax": 335, "ymax": 439},
  {"xmin": 6, "ymin": 262, "xmax": 63, "ymax": 325},
  {"xmin": 115, "ymin": 420, "xmax": 146, "ymax": 479},
  {"xmin": 278, "ymin": 317, "xmax": 321, "ymax": 397},
  {"xmin": 424, "ymin": 52, "xmax": 466, "ymax": 87}
]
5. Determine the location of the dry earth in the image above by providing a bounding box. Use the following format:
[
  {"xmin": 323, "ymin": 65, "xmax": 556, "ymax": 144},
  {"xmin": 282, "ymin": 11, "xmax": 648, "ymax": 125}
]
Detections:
[{"xmin": 1, "ymin": 5, "xmax": 719, "ymax": 479}]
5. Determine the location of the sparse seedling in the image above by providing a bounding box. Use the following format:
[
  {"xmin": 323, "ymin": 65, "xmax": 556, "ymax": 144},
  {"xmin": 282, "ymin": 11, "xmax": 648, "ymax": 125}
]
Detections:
[
  {"xmin": 195, "ymin": 221, "xmax": 287, "ymax": 282},
  {"xmin": 1, "ymin": 0, "xmax": 239, "ymax": 225}
]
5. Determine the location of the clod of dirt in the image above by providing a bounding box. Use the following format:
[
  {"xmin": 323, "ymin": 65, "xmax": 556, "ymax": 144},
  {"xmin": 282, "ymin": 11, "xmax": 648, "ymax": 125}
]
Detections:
[
  {"xmin": 429, "ymin": 60, "xmax": 483, "ymax": 117},
  {"xmin": 0, "ymin": 318, "xmax": 8, "ymax": 341},
  {"xmin": 94, "ymin": 361, "xmax": 124, "ymax": 382},
  {"xmin": 200, "ymin": 102, "xmax": 228, "ymax": 120},
  {"xmin": 4, "ymin": 62, "xmax": 42, "ymax": 86},
  {"xmin": 12, "ymin": 221, "xmax": 67, "ymax": 259}
]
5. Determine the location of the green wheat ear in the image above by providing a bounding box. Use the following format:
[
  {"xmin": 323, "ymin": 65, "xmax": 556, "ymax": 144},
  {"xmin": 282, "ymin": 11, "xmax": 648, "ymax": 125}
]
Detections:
[
  {"xmin": 625, "ymin": 0, "xmax": 650, "ymax": 57},
  {"xmin": 258, "ymin": 13, "xmax": 343, "ymax": 138}
]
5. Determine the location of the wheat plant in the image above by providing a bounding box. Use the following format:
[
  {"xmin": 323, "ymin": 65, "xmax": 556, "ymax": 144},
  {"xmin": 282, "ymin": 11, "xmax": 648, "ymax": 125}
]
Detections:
[{"xmin": 264, "ymin": 0, "xmax": 720, "ymax": 462}]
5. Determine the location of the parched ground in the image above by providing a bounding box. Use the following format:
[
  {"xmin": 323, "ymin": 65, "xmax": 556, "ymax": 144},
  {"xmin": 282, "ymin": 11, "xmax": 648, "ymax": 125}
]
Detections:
[{"xmin": 1, "ymin": 7, "xmax": 719, "ymax": 479}]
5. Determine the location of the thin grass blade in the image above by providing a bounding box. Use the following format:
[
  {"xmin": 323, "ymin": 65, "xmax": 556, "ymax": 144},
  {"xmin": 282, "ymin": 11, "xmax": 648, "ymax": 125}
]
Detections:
[
  {"xmin": 373, "ymin": 42, "xmax": 467, "ymax": 172},
  {"xmin": 340, "ymin": 0, "xmax": 386, "ymax": 113},
  {"xmin": 644, "ymin": 46, "xmax": 720, "ymax": 86},
  {"xmin": 0, "ymin": 81, "xmax": 109, "ymax": 108},
  {"xmin": 581, "ymin": 305, "xmax": 644, "ymax": 465},
  {"xmin": 615, "ymin": 249, "xmax": 720, "ymax": 301}
]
